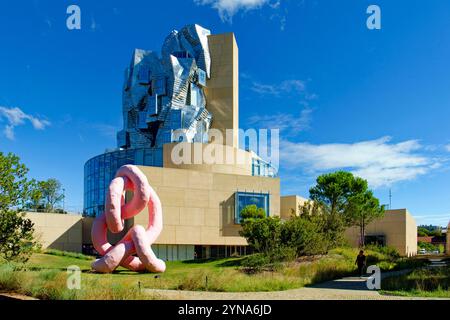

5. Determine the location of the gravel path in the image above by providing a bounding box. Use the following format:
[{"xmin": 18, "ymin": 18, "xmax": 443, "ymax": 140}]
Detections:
[
  {"xmin": 0, "ymin": 293, "xmax": 38, "ymax": 300},
  {"xmin": 144, "ymin": 270, "xmax": 446, "ymax": 300}
]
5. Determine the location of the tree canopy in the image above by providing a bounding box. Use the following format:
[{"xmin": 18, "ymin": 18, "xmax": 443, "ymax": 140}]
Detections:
[
  {"xmin": 0, "ymin": 152, "xmax": 40, "ymax": 262},
  {"xmin": 308, "ymin": 171, "xmax": 384, "ymax": 247}
]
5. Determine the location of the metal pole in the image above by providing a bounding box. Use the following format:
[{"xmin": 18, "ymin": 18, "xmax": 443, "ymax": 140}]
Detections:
[{"xmin": 389, "ymin": 189, "xmax": 392, "ymax": 209}]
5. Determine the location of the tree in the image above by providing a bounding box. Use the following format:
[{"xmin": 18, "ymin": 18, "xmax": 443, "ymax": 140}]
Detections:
[
  {"xmin": 26, "ymin": 179, "xmax": 44, "ymax": 212},
  {"xmin": 240, "ymin": 204, "xmax": 265, "ymax": 223},
  {"xmin": 280, "ymin": 215, "xmax": 328, "ymax": 256},
  {"xmin": 309, "ymin": 171, "xmax": 367, "ymax": 216},
  {"xmin": 0, "ymin": 152, "xmax": 30, "ymax": 211},
  {"xmin": 240, "ymin": 217, "xmax": 282, "ymax": 253},
  {"xmin": 417, "ymin": 227, "xmax": 430, "ymax": 237},
  {"xmin": 0, "ymin": 152, "xmax": 39, "ymax": 262},
  {"xmin": 39, "ymin": 178, "xmax": 65, "ymax": 213},
  {"xmin": 308, "ymin": 171, "xmax": 383, "ymax": 248},
  {"xmin": 344, "ymin": 190, "xmax": 385, "ymax": 247},
  {"xmin": 0, "ymin": 210, "xmax": 37, "ymax": 262}
]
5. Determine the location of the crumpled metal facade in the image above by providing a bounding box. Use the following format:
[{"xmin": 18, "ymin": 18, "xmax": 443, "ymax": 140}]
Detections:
[{"xmin": 117, "ymin": 24, "xmax": 212, "ymax": 149}]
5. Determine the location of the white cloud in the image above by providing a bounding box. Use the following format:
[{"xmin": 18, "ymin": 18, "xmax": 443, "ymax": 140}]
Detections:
[
  {"xmin": 251, "ymin": 79, "xmax": 306, "ymax": 96},
  {"xmin": 91, "ymin": 123, "xmax": 118, "ymax": 138},
  {"xmin": 195, "ymin": 0, "xmax": 273, "ymax": 22},
  {"xmin": 4, "ymin": 125, "xmax": 15, "ymax": 140},
  {"xmin": 248, "ymin": 108, "xmax": 312, "ymax": 133},
  {"xmin": 0, "ymin": 106, "xmax": 50, "ymax": 140},
  {"xmin": 413, "ymin": 214, "xmax": 450, "ymax": 227},
  {"xmin": 445, "ymin": 144, "xmax": 450, "ymax": 152},
  {"xmin": 246, "ymin": 78, "xmax": 317, "ymax": 137},
  {"xmin": 280, "ymin": 136, "xmax": 439, "ymax": 188}
]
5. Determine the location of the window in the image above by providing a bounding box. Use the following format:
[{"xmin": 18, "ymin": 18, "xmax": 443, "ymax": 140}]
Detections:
[
  {"xmin": 138, "ymin": 67, "xmax": 151, "ymax": 84},
  {"xmin": 173, "ymin": 51, "xmax": 192, "ymax": 59},
  {"xmin": 235, "ymin": 192, "xmax": 270, "ymax": 224},
  {"xmin": 153, "ymin": 78, "xmax": 166, "ymax": 95},
  {"xmin": 365, "ymin": 235, "xmax": 386, "ymax": 246}
]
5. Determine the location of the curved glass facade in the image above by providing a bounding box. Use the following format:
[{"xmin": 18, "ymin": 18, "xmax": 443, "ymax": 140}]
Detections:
[
  {"xmin": 251, "ymin": 158, "xmax": 277, "ymax": 178},
  {"xmin": 83, "ymin": 147, "xmax": 162, "ymax": 217}
]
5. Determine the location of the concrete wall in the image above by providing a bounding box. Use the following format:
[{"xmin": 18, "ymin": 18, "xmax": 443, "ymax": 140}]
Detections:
[
  {"xmin": 205, "ymin": 33, "xmax": 239, "ymax": 148},
  {"xmin": 163, "ymin": 142, "xmax": 253, "ymax": 176},
  {"xmin": 405, "ymin": 210, "xmax": 418, "ymax": 256},
  {"xmin": 26, "ymin": 212, "xmax": 83, "ymax": 253},
  {"xmin": 345, "ymin": 209, "xmax": 417, "ymax": 257},
  {"xmin": 280, "ymin": 195, "xmax": 308, "ymax": 220},
  {"xmin": 133, "ymin": 165, "xmax": 280, "ymax": 246}
]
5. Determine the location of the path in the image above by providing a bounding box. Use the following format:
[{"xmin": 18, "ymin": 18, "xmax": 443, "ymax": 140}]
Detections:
[{"xmin": 143, "ymin": 269, "xmax": 444, "ymax": 300}]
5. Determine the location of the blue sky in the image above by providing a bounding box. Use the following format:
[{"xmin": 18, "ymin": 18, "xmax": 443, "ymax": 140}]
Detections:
[{"xmin": 1, "ymin": 0, "xmax": 450, "ymax": 226}]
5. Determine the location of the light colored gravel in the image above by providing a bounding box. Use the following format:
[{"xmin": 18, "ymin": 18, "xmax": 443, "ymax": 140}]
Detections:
[{"xmin": 143, "ymin": 274, "xmax": 448, "ymax": 300}]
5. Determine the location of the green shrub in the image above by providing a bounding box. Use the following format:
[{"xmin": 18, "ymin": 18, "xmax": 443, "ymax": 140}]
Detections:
[
  {"xmin": 267, "ymin": 246, "xmax": 297, "ymax": 263},
  {"xmin": 241, "ymin": 254, "xmax": 271, "ymax": 272},
  {"xmin": 417, "ymin": 241, "xmax": 438, "ymax": 252},
  {"xmin": 240, "ymin": 217, "xmax": 282, "ymax": 253},
  {"xmin": 365, "ymin": 244, "xmax": 400, "ymax": 260},
  {"xmin": 280, "ymin": 216, "xmax": 328, "ymax": 256}
]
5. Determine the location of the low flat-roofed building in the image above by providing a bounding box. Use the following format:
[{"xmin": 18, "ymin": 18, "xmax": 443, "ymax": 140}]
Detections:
[
  {"xmin": 345, "ymin": 209, "xmax": 417, "ymax": 257},
  {"xmin": 25, "ymin": 212, "xmax": 84, "ymax": 253},
  {"xmin": 280, "ymin": 195, "xmax": 308, "ymax": 220}
]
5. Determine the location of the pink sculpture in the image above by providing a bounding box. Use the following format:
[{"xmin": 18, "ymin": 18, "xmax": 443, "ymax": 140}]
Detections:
[{"xmin": 91, "ymin": 165, "xmax": 166, "ymax": 273}]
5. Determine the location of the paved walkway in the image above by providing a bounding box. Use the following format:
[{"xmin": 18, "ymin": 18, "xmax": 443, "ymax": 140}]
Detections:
[
  {"xmin": 0, "ymin": 293, "xmax": 38, "ymax": 301},
  {"xmin": 143, "ymin": 269, "xmax": 445, "ymax": 300}
]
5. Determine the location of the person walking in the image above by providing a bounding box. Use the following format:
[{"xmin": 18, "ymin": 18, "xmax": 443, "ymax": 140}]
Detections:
[{"xmin": 355, "ymin": 250, "xmax": 367, "ymax": 277}]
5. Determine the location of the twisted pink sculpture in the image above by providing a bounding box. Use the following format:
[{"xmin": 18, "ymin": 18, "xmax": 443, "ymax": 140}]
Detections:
[{"xmin": 91, "ymin": 165, "xmax": 166, "ymax": 273}]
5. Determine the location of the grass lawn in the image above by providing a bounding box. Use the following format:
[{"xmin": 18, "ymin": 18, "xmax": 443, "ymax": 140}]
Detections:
[
  {"xmin": 381, "ymin": 264, "xmax": 450, "ymax": 298},
  {"xmin": 0, "ymin": 247, "xmax": 423, "ymax": 300}
]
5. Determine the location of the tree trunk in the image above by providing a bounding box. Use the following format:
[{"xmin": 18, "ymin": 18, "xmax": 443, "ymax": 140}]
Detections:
[{"xmin": 361, "ymin": 218, "xmax": 365, "ymax": 247}]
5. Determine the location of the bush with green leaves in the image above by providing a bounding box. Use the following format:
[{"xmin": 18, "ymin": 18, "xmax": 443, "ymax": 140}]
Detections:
[
  {"xmin": 241, "ymin": 253, "xmax": 271, "ymax": 272},
  {"xmin": 0, "ymin": 210, "xmax": 39, "ymax": 262},
  {"xmin": 280, "ymin": 216, "xmax": 329, "ymax": 256},
  {"xmin": 365, "ymin": 244, "xmax": 400, "ymax": 260},
  {"xmin": 0, "ymin": 152, "xmax": 40, "ymax": 262},
  {"xmin": 417, "ymin": 241, "xmax": 437, "ymax": 252},
  {"xmin": 239, "ymin": 216, "xmax": 282, "ymax": 253}
]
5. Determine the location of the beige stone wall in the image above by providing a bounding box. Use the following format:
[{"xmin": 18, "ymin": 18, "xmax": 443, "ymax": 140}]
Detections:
[
  {"xmin": 134, "ymin": 165, "xmax": 280, "ymax": 246},
  {"xmin": 26, "ymin": 212, "xmax": 83, "ymax": 253},
  {"xmin": 163, "ymin": 142, "xmax": 253, "ymax": 176},
  {"xmin": 280, "ymin": 195, "xmax": 308, "ymax": 220},
  {"xmin": 405, "ymin": 210, "xmax": 418, "ymax": 257},
  {"xmin": 82, "ymin": 217, "xmax": 94, "ymax": 244},
  {"xmin": 205, "ymin": 33, "xmax": 239, "ymax": 148},
  {"xmin": 344, "ymin": 209, "xmax": 417, "ymax": 257}
]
